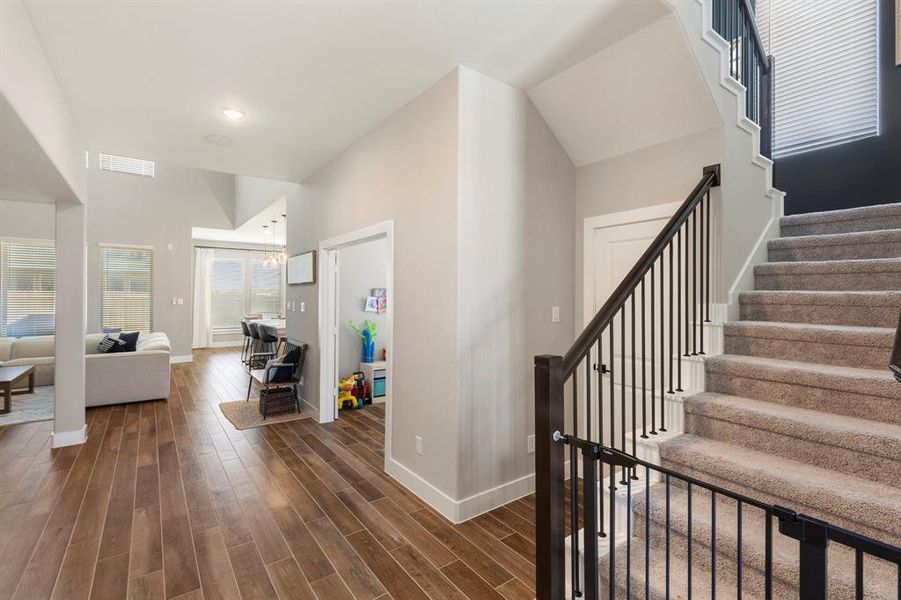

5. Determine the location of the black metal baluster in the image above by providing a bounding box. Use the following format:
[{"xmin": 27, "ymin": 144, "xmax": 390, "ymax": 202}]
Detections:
[
  {"xmin": 620, "ymin": 307, "xmax": 627, "ymax": 484},
  {"xmin": 667, "ymin": 242, "xmax": 674, "ymax": 397},
  {"xmin": 650, "ymin": 263, "xmax": 657, "ymax": 435},
  {"xmin": 855, "ymin": 549, "xmax": 864, "ymax": 600},
  {"xmin": 765, "ymin": 510, "xmax": 773, "ymax": 600},
  {"xmin": 711, "ymin": 491, "xmax": 717, "ymax": 600},
  {"xmin": 699, "ymin": 197, "xmax": 706, "ymax": 355},
  {"xmin": 660, "ymin": 254, "xmax": 666, "ymax": 431},
  {"xmin": 644, "ymin": 465, "xmax": 650, "ymax": 600},
  {"xmin": 641, "ymin": 278, "xmax": 647, "ymax": 439},
  {"xmin": 597, "ymin": 337, "xmax": 606, "ymax": 539},
  {"xmin": 586, "ymin": 356, "xmax": 592, "ymax": 442},
  {"xmin": 665, "ymin": 474, "xmax": 671, "ymax": 599},
  {"xmin": 705, "ymin": 191, "xmax": 711, "ymax": 323},
  {"xmin": 609, "ymin": 462, "xmax": 616, "ymax": 600},
  {"xmin": 692, "ymin": 208, "xmax": 698, "ymax": 356},
  {"xmin": 581, "ymin": 446, "xmax": 598, "ymax": 600},
  {"xmin": 610, "ymin": 319, "xmax": 615, "ymax": 465},
  {"xmin": 737, "ymin": 500, "xmax": 743, "ymax": 599},
  {"xmin": 687, "ymin": 483, "xmax": 693, "ymax": 600},
  {"xmin": 630, "ymin": 292, "xmax": 637, "ymax": 468},
  {"xmin": 570, "ymin": 443, "xmax": 581, "ymax": 598},
  {"xmin": 626, "ymin": 475, "xmax": 632, "ymax": 600},
  {"xmin": 677, "ymin": 229, "xmax": 683, "ymax": 393}
]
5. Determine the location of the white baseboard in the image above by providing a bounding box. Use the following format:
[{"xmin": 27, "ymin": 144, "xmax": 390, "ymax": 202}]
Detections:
[
  {"xmin": 206, "ymin": 340, "xmax": 244, "ymax": 348},
  {"xmin": 302, "ymin": 399, "xmax": 321, "ymax": 423},
  {"xmin": 170, "ymin": 354, "xmax": 194, "ymax": 364},
  {"xmin": 52, "ymin": 424, "xmax": 87, "ymax": 448},
  {"xmin": 386, "ymin": 457, "xmax": 535, "ymax": 524}
]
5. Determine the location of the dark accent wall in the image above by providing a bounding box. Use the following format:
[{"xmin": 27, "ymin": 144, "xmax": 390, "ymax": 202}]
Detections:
[{"xmin": 775, "ymin": 0, "xmax": 901, "ymax": 215}]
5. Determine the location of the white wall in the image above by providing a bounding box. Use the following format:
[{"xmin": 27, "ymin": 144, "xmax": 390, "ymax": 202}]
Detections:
[
  {"xmin": 286, "ymin": 70, "xmax": 461, "ymax": 498},
  {"xmin": 234, "ymin": 175, "xmax": 300, "ymax": 228},
  {"xmin": 456, "ymin": 68, "xmax": 576, "ymax": 504},
  {"xmin": 0, "ymin": 0, "xmax": 85, "ymax": 204},
  {"xmin": 85, "ymin": 160, "xmax": 235, "ymax": 358},
  {"xmin": 574, "ymin": 127, "xmax": 723, "ymax": 328},
  {"xmin": 0, "ymin": 199, "xmax": 55, "ymax": 239},
  {"xmin": 337, "ymin": 238, "xmax": 388, "ymax": 377}
]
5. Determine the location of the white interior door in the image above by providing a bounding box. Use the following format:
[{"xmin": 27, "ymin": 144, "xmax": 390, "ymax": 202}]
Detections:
[{"xmin": 582, "ymin": 203, "xmax": 679, "ymax": 446}]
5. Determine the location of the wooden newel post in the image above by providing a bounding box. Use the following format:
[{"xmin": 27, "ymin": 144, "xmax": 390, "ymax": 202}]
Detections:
[{"xmin": 535, "ymin": 355, "xmax": 565, "ymax": 600}]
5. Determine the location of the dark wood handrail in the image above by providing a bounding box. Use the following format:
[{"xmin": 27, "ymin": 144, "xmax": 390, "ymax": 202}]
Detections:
[
  {"xmin": 739, "ymin": 0, "xmax": 770, "ymax": 68},
  {"xmin": 562, "ymin": 166, "xmax": 720, "ymax": 376}
]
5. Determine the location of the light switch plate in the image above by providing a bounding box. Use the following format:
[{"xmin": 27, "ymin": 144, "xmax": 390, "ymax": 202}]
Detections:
[{"xmin": 552, "ymin": 306, "xmax": 560, "ymax": 323}]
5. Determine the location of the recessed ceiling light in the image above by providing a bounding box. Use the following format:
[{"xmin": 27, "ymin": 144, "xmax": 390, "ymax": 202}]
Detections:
[
  {"xmin": 204, "ymin": 134, "xmax": 234, "ymax": 146},
  {"xmin": 219, "ymin": 106, "xmax": 245, "ymax": 121}
]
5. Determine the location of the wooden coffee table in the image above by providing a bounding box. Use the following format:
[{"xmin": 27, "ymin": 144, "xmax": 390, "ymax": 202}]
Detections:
[{"xmin": 0, "ymin": 365, "xmax": 35, "ymax": 414}]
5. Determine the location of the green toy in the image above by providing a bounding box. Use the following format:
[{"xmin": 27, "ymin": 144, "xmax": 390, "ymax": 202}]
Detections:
[{"xmin": 348, "ymin": 319, "xmax": 377, "ymax": 363}]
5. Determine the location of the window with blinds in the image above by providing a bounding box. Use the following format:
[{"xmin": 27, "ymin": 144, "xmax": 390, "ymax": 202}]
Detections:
[
  {"xmin": 212, "ymin": 259, "xmax": 245, "ymax": 330},
  {"xmin": 757, "ymin": 0, "xmax": 879, "ymax": 157},
  {"xmin": 101, "ymin": 246, "xmax": 153, "ymax": 332},
  {"xmin": 0, "ymin": 239, "xmax": 55, "ymax": 337},
  {"xmin": 251, "ymin": 261, "xmax": 283, "ymax": 315}
]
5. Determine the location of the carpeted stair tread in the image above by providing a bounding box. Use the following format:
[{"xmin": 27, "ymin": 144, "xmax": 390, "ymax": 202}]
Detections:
[
  {"xmin": 754, "ymin": 257, "xmax": 901, "ymax": 291},
  {"xmin": 738, "ymin": 290, "xmax": 901, "ymax": 328},
  {"xmin": 780, "ymin": 202, "xmax": 901, "ymax": 237},
  {"xmin": 768, "ymin": 228, "xmax": 901, "ymax": 262},
  {"xmin": 683, "ymin": 392, "xmax": 901, "ymax": 484},
  {"xmin": 630, "ymin": 484, "xmax": 898, "ymax": 599},
  {"xmin": 723, "ymin": 320, "xmax": 894, "ymax": 369},
  {"xmin": 658, "ymin": 435, "xmax": 901, "ymax": 545},
  {"xmin": 705, "ymin": 354, "xmax": 901, "ymax": 424}
]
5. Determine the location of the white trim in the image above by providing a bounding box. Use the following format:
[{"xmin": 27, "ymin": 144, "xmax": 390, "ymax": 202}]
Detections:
[
  {"xmin": 582, "ymin": 201, "xmax": 682, "ymax": 327},
  {"xmin": 170, "ymin": 354, "xmax": 194, "ymax": 364},
  {"xmin": 386, "ymin": 457, "xmax": 535, "ymax": 524},
  {"xmin": 317, "ymin": 220, "xmax": 395, "ymax": 471},
  {"xmin": 52, "ymin": 424, "xmax": 87, "ymax": 448},
  {"xmin": 97, "ymin": 242, "xmax": 156, "ymax": 250},
  {"xmin": 197, "ymin": 340, "xmax": 244, "ymax": 349},
  {"xmin": 725, "ymin": 214, "xmax": 781, "ymax": 321}
]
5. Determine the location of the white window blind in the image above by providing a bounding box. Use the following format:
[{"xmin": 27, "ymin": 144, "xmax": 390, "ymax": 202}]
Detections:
[
  {"xmin": 101, "ymin": 246, "xmax": 153, "ymax": 332},
  {"xmin": 212, "ymin": 259, "xmax": 244, "ymax": 330},
  {"xmin": 251, "ymin": 261, "xmax": 282, "ymax": 315},
  {"xmin": 757, "ymin": 0, "xmax": 879, "ymax": 157},
  {"xmin": 0, "ymin": 239, "xmax": 55, "ymax": 337}
]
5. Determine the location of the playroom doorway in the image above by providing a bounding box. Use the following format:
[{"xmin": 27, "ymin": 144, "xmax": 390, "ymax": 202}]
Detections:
[{"xmin": 318, "ymin": 221, "xmax": 393, "ymax": 467}]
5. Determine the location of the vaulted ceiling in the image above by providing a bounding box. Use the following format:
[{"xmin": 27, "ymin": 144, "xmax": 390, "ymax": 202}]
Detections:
[{"xmin": 24, "ymin": 0, "xmax": 671, "ymax": 182}]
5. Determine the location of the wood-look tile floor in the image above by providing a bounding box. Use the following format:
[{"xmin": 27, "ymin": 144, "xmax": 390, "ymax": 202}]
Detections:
[{"xmin": 0, "ymin": 348, "xmax": 540, "ymax": 600}]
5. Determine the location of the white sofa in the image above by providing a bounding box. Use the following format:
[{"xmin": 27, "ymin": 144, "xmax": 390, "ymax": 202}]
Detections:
[{"xmin": 0, "ymin": 332, "xmax": 171, "ymax": 407}]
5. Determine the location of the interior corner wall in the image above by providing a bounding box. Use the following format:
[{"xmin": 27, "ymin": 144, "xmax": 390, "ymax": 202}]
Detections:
[
  {"xmin": 234, "ymin": 175, "xmax": 298, "ymax": 228},
  {"xmin": 0, "ymin": 0, "xmax": 85, "ymax": 203},
  {"xmin": 84, "ymin": 161, "xmax": 235, "ymax": 358},
  {"xmin": 286, "ymin": 70, "xmax": 461, "ymax": 500},
  {"xmin": 456, "ymin": 67, "xmax": 576, "ymax": 505},
  {"xmin": 574, "ymin": 127, "xmax": 723, "ymax": 331}
]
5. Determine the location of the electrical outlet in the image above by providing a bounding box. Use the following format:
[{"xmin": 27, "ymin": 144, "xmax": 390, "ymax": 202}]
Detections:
[
  {"xmin": 527, "ymin": 434, "xmax": 535, "ymax": 454},
  {"xmin": 300, "ymin": 301, "xmax": 306, "ymax": 312},
  {"xmin": 416, "ymin": 435, "xmax": 423, "ymax": 455}
]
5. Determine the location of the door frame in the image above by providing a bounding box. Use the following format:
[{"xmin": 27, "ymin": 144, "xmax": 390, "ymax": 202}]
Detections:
[
  {"xmin": 583, "ymin": 202, "xmax": 681, "ymax": 327},
  {"xmin": 317, "ymin": 220, "xmax": 394, "ymax": 467}
]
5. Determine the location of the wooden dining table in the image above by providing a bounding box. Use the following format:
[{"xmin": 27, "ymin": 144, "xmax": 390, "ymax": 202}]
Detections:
[{"xmin": 250, "ymin": 318, "xmax": 286, "ymax": 339}]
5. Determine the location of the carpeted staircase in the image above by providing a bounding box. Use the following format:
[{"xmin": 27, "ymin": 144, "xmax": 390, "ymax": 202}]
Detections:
[{"xmin": 606, "ymin": 202, "xmax": 901, "ymax": 599}]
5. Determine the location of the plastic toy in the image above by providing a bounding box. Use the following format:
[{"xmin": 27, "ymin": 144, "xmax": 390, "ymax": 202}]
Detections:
[
  {"xmin": 351, "ymin": 371, "xmax": 371, "ymax": 405},
  {"xmin": 337, "ymin": 375, "xmax": 362, "ymax": 410},
  {"xmin": 348, "ymin": 320, "xmax": 377, "ymax": 363}
]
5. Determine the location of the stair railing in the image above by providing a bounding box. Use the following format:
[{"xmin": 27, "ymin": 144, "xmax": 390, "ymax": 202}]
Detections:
[
  {"xmin": 533, "ymin": 166, "xmax": 901, "ymax": 599},
  {"xmin": 713, "ymin": 0, "xmax": 775, "ymax": 158},
  {"xmin": 535, "ymin": 164, "xmax": 719, "ymax": 598}
]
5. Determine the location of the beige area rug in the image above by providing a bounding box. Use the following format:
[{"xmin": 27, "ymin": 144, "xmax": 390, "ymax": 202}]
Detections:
[
  {"xmin": 219, "ymin": 399, "xmax": 309, "ymax": 430},
  {"xmin": 0, "ymin": 385, "xmax": 54, "ymax": 426}
]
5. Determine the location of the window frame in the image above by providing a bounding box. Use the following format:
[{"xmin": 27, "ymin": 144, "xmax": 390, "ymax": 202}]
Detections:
[
  {"xmin": 0, "ymin": 236, "xmax": 56, "ymax": 338},
  {"xmin": 99, "ymin": 243, "xmax": 154, "ymax": 333}
]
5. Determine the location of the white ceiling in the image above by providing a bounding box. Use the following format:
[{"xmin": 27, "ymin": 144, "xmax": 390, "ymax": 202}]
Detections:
[
  {"xmin": 193, "ymin": 196, "xmax": 287, "ymax": 245},
  {"xmin": 528, "ymin": 13, "xmax": 721, "ymax": 168},
  {"xmin": 23, "ymin": 0, "xmax": 670, "ymax": 182}
]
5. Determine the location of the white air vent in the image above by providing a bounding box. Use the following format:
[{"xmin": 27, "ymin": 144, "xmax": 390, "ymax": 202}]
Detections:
[{"xmin": 98, "ymin": 153, "xmax": 155, "ymax": 178}]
